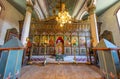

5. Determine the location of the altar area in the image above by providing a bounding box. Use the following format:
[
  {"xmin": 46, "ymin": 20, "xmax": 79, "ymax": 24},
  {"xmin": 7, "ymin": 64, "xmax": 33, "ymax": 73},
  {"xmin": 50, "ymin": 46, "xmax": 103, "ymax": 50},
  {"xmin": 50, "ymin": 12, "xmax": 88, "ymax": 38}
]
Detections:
[
  {"xmin": 26, "ymin": 19, "xmax": 93, "ymax": 64},
  {"xmin": 28, "ymin": 24, "xmax": 93, "ymax": 64},
  {"xmin": 28, "ymin": 20, "xmax": 92, "ymax": 56}
]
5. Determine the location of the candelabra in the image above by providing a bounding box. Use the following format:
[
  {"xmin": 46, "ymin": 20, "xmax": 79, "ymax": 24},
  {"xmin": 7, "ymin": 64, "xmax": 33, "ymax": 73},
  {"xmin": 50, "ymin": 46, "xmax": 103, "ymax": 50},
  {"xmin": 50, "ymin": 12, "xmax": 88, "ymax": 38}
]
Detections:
[
  {"xmin": 44, "ymin": 44, "xmax": 46, "ymax": 65},
  {"xmin": 72, "ymin": 39, "xmax": 77, "ymax": 63},
  {"xmin": 43, "ymin": 40, "xmax": 48, "ymax": 65},
  {"xmin": 73, "ymin": 45, "xmax": 76, "ymax": 63},
  {"xmin": 56, "ymin": 3, "xmax": 71, "ymax": 27}
]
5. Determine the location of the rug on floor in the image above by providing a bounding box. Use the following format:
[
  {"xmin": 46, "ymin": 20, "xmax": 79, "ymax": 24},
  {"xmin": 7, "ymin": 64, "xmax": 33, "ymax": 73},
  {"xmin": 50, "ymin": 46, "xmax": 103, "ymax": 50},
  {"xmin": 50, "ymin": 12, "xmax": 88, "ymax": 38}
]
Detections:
[{"xmin": 25, "ymin": 56, "xmax": 94, "ymax": 63}]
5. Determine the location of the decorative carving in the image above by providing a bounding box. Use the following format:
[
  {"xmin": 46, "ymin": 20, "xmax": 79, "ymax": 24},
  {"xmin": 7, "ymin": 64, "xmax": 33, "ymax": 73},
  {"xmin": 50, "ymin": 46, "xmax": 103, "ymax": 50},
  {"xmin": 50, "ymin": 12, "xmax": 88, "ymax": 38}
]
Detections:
[
  {"xmin": 26, "ymin": 0, "xmax": 33, "ymax": 8},
  {"xmin": 29, "ymin": 20, "xmax": 91, "ymax": 34},
  {"xmin": 88, "ymin": 4, "xmax": 96, "ymax": 15},
  {"xmin": 87, "ymin": 0, "xmax": 92, "ymax": 7},
  {"xmin": 100, "ymin": 30, "xmax": 114, "ymax": 44},
  {"xmin": 26, "ymin": 6, "xmax": 33, "ymax": 13}
]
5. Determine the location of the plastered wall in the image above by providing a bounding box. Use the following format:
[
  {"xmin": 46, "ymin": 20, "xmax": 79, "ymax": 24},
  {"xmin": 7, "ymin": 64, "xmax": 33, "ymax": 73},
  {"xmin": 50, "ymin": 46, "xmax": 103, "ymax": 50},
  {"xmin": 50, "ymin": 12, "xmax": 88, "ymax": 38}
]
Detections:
[
  {"xmin": 98, "ymin": 1, "xmax": 120, "ymax": 46},
  {"xmin": 0, "ymin": 0, "xmax": 23, "ymax": 45}
]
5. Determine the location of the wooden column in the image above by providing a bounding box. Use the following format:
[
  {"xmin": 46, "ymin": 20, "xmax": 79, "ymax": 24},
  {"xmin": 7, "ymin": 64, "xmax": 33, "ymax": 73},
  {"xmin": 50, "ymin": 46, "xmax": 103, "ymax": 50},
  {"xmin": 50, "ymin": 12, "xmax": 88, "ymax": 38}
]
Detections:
[
  {"xmin": 88, "ymin": 4, "xmax": 99, "ymax": 47},
  {"xmin": 21, "ymin": 1, "xmax": 33, "ymax": 46}
]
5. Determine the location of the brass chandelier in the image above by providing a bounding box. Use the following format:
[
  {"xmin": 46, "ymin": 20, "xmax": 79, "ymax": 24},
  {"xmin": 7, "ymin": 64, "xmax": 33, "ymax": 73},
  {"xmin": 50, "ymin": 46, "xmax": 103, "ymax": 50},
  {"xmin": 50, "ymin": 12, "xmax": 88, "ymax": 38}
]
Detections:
[{"xmin": 56, "ymin": 3, "xmax": 71, "ymax": 27}]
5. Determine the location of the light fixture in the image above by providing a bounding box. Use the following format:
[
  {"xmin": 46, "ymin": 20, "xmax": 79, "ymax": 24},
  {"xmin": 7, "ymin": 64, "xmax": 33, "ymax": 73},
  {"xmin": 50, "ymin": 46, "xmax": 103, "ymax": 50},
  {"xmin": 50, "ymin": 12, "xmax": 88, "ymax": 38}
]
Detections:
[{"xmin": 56, "ymin": 3, "xmax": 71, "ymax": 27}]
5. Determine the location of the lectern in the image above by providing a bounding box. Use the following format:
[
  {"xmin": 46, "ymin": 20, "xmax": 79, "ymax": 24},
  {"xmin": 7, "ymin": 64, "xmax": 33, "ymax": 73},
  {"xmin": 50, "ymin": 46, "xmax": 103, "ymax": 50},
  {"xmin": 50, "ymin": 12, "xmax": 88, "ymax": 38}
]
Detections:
[
  {"xmin": 0, "ymin": 37, "xmax": 24, "ymax": 79},
  {"xmin": 93, "ymin": 39, "xmax": 120, "ymax": 79}
]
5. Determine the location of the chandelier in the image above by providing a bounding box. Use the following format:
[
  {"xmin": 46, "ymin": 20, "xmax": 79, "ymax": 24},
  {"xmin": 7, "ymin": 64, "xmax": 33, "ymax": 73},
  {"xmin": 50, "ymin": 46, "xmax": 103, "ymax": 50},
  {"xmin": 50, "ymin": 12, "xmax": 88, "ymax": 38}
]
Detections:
[{"xmin": 56, "ymin": 3, "xmax": 71, "ymax": 27}]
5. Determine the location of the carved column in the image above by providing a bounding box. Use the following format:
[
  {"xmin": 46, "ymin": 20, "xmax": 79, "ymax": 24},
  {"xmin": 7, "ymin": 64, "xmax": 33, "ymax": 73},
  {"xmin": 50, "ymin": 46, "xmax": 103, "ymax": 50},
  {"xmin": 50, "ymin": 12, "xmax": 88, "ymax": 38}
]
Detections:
[
  {"xmin": 21, "ymin": 1, "xmax": 33, "ymax": 46},
  {"xmin": 88, "ymin": 4, "xmax": 99, "ymax": 47}
]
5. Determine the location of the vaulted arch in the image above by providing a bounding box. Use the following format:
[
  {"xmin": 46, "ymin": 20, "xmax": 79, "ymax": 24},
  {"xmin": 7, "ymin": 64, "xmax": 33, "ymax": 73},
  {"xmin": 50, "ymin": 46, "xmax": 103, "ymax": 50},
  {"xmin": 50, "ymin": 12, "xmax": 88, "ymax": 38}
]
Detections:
[{"xmin": 79, "ymin": 11, "xmax": 88, "ymax": 20}]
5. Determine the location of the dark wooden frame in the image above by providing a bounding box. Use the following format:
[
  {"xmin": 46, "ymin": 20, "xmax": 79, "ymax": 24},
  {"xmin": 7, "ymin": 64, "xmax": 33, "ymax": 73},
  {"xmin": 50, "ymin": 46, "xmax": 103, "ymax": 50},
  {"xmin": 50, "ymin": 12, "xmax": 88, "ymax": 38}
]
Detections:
[{"xmin": 5, "ymin": 28, "xmax": 19, "ymax": 43}]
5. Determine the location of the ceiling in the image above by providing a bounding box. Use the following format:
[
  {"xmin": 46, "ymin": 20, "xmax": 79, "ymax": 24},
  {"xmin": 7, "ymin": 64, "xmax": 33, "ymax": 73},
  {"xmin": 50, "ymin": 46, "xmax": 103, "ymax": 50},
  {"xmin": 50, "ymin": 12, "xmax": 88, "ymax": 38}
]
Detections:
[
  {"xmin": 7, "ymin": 0, "xmax": 119, "ymax": 20},
  {"xmin": 96, "ymin": 0, "xmax": 119, "ymax": 16}
]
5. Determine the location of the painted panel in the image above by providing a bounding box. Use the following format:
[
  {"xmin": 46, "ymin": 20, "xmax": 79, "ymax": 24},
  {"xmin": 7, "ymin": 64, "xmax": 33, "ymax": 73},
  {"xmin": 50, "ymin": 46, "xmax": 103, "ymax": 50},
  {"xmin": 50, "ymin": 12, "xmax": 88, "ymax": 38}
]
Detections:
[
  {"xmin": 33, "ymin": 46, "xmax": 39, "ymax": 55},
  {"xmin": 40, "ymin": 35, "xmax": 49, "ymax": 46},
  {"xmin": 15, "ymin": 50, "xmax": 23, "ymax": 78},
  {"xmin": 48, "ymin": 47, "xmax": 55, "ymax": 55},
  {"xmin": 0, "ymin": 50, "xmax": 23, "ymax": 79},
  {"xmin": 71, "ymin": 36, "xmax": 78, "ymax": 46},
  {"xmin": 64, "ymin": 47, "xmax": 71, "ymax": 55},
  {"xmin": 79, "ymin": 36, "xmax": 85, "ymax": 47},
  {"xmin": 64, "ymin": 35, "xmax": 71, "ymax": 47},
  {"xmin": 86, "ymin": 37, "xmax": 91, "ymax": 47},
  {"xmin": 72, "ymin": 47, "xmax": 79, "ymax": 55},
  {"xmin": 33, "ymin": 35, "xmax": 40, "ymax": 45},
  {"xmin": 0, "ymin": 51, "xmax": 9, "ymax": 78},
  {"xmin": 80, "ymin": 48, "xmax": 86, "ymax": 55},
  {"xmin": 41, "ymin": 47, "xmax": 45, "ymax": 54},
  {"xmin": 49, "ymin": 35, "xmax": 55, "ymax": 46}
]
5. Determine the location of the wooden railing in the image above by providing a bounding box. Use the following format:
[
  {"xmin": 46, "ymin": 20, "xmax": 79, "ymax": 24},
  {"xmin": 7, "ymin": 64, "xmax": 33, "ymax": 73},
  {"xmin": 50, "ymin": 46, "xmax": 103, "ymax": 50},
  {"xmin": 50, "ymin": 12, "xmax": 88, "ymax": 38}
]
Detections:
[
  {"xmin": 0, "ymin": 47, "xmax": 25, "ymax": 51},
  {"xmin": 92, "ymin": 47, "xmax": 120, "ymax": 65},
  {"xmin": 92, "ymin": 48, "xmax": 120, "ymax": 51}
]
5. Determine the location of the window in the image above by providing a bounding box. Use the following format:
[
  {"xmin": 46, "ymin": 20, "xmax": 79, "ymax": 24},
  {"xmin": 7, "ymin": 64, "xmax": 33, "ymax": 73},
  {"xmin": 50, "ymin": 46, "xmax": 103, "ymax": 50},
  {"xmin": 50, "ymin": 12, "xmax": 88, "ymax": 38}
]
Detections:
[
  {"xmin": 0, "ymin": 6, "xmax": 1, "ymax": 13},
  {"xmin": 117, "ymin": 9, "xmax": 120, "ymax": 26},
  {"xmin": 0, "ymin": 6, "xmax": 1, "ymax": 11},
  {"xmin": 0, "ymin": 1, "xmax": 5, "ymax": 15}
]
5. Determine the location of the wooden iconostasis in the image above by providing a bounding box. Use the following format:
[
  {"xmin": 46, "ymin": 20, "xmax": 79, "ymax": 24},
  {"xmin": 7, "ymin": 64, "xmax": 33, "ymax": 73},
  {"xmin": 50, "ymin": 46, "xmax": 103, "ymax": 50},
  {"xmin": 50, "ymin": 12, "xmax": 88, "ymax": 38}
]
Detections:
[{"xmin": 31, "ymin": 31, "xmax": 91, "ymax": 56}]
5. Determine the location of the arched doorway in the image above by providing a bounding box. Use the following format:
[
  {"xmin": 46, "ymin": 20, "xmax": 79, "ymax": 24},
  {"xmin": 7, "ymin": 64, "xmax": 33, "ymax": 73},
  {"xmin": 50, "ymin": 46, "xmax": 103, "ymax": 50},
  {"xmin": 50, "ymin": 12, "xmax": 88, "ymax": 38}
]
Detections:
[{"xmin": 56, "ymin": 36, "xmax": 64, "ymax": 54}]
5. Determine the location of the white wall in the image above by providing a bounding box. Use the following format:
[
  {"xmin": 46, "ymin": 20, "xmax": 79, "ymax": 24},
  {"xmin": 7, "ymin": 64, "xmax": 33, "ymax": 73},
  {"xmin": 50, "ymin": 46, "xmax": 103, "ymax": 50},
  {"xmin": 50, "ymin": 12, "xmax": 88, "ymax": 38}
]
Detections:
[
  {"xmin": 98, "ymin": 1, "xmax": 120, "ymax": 46},
  {"xmin": 0, "ymin": 0, "xmax": 23, "ymax": 45}
]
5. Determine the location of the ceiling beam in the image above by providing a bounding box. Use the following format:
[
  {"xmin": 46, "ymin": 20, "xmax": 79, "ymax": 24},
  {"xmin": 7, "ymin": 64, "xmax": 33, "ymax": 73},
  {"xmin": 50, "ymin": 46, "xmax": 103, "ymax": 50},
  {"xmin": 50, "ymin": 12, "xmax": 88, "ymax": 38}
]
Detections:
[
  {"xmin": 72, "ymin": 0, "xmax": 85, "ymax": 18},
  {"xmin": 36, "ymin": 0, "xmax": 46, "ymax": 18},
  {"xmin": 37, "ymin": 0, "xmax": 49, "ymax": 18},
  {"xmin": 7, "ymin": 0, "xmax": 25, "ymax": 15},
  {"xmin": 96, "ymin": 0, "xmax": 119, "ymax": 16}
]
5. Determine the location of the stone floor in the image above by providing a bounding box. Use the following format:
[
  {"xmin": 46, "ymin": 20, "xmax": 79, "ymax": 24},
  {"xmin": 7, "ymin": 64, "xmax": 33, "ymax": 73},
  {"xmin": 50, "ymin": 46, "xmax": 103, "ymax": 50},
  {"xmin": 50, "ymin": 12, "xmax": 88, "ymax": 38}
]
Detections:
[{"xmin": 20, "ymin": 64, "xmax": 103, "ymax": 79}]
